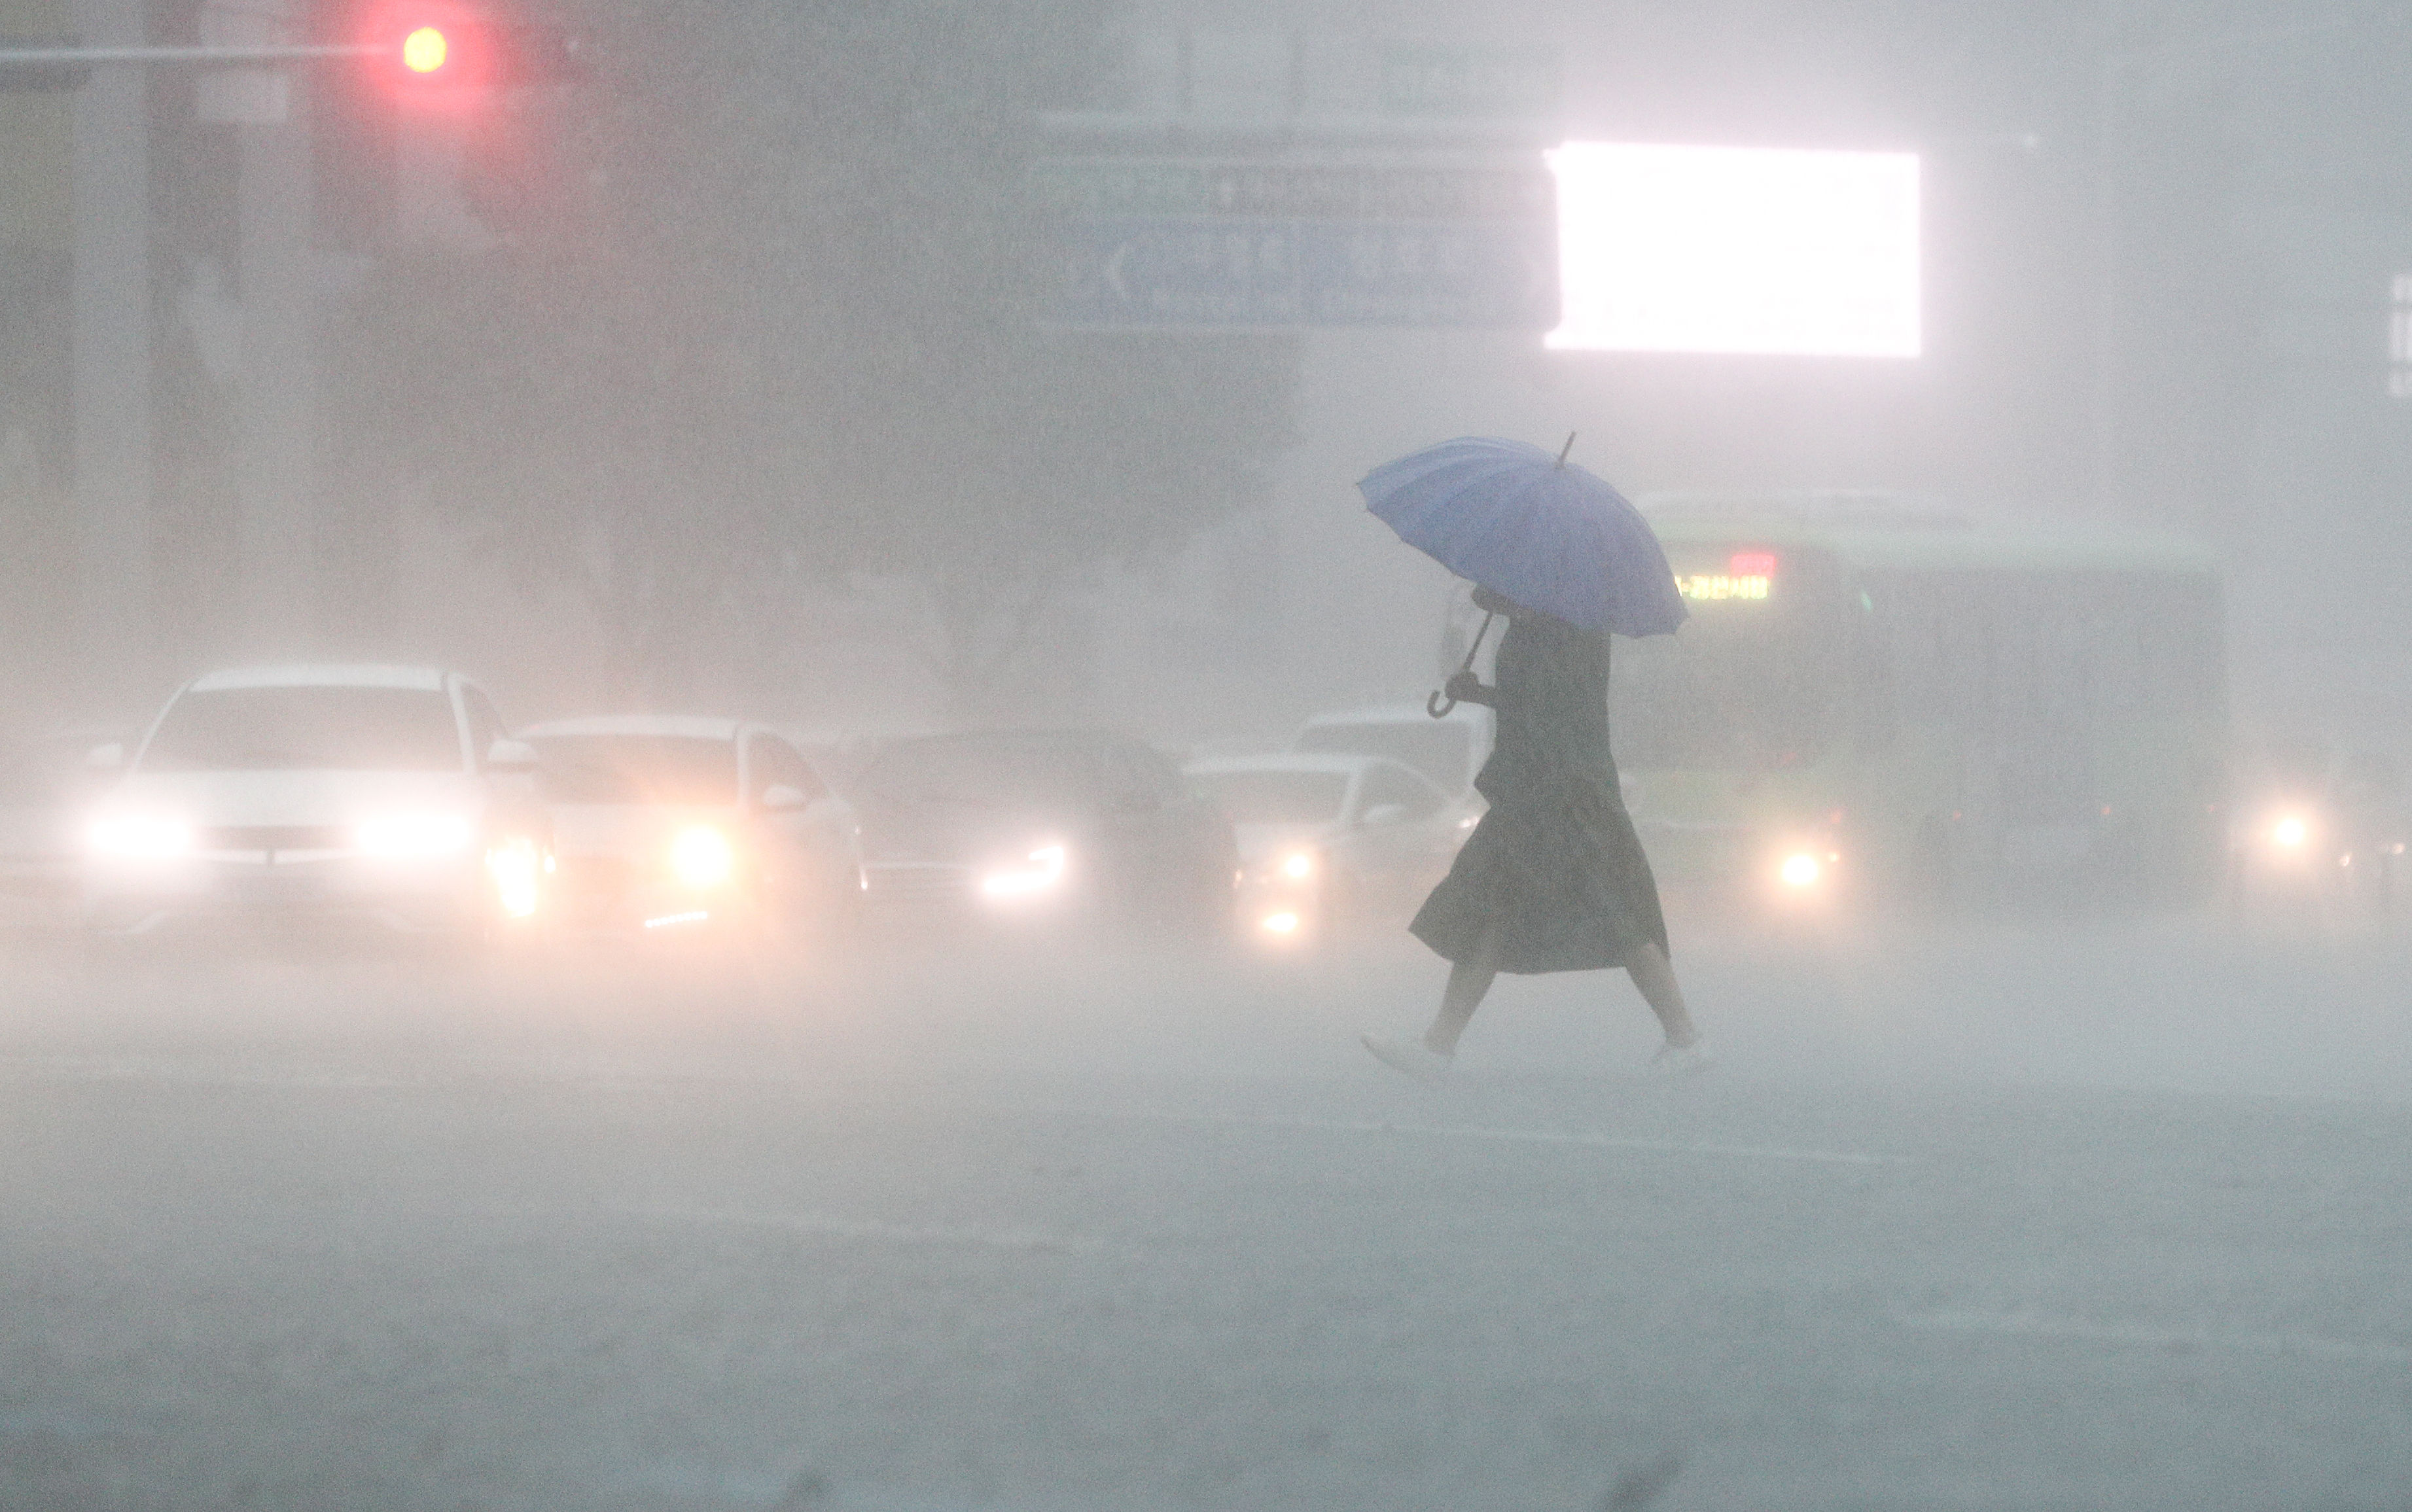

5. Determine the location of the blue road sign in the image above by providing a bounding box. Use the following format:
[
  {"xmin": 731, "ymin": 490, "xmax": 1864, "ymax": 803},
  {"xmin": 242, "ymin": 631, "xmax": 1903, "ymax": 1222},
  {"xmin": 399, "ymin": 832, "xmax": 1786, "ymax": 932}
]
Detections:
[{"xmin": 1051, "ymin": 215, "xmax": 1559, "ymax": 330}]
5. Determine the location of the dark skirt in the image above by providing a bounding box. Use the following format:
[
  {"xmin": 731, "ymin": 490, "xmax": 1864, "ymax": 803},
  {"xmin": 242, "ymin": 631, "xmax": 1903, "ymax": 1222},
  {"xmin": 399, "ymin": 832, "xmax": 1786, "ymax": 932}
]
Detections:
[{"xmin": 1410, "ymin": 779, "xmax": 1669, "ymax": 975}]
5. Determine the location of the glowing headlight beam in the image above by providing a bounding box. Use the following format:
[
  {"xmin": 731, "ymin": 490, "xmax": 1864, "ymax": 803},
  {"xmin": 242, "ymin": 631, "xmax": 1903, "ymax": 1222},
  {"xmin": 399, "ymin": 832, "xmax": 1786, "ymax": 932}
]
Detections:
[
  {"xmin": 485, "ymin": 835, "xmax": 544, "ymax": 919},
  {"xmin": 981, "ymin": 843, "xmax": 1068, "ymax": 899},
  {"xmin": 1779, "ymin": 853, "xmax": 1822, "ymax": 888},
  {"xmin": 86, "ymin": 815, "xmax": 194, "ymax": 859},
  {"xmin": 1280, "ymin": 851, "xmax": 1313, "ymax": 881},
  {"xmin": 2271, "ymin": 816, "xmax": 2310, "ymax": 849},
  {"xmin": 669, "ymin": 825, "xmax": 736, "ymax": 889},
  {"xmin": 1260, "ymin": 910, "xmax": 1301, "ymax": 934}
]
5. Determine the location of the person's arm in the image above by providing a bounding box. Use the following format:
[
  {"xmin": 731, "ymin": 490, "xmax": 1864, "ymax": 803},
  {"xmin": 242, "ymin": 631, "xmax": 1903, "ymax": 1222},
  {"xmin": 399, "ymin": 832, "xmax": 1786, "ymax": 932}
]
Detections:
[{"xmin": 1446, "ymin": 670, "xmax": 1539, "ymax": 713}]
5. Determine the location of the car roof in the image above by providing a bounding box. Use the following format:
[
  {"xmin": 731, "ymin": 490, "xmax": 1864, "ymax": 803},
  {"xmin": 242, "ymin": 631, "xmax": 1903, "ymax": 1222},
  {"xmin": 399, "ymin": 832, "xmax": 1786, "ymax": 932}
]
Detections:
[
  {"xmin": 187, "ymin": 664, "xmax": 450, "ymax": 692},
  {"xmin": 1186, "ymin": 752, "xmax": 1426, "ymax": 784},
  {"xmin": 521, "ymin": 715, "xmax": 745, "ymax": 742},
  {"xmin": 883, "ymin": 728, "xmax": 1144, "ymax": 752}
]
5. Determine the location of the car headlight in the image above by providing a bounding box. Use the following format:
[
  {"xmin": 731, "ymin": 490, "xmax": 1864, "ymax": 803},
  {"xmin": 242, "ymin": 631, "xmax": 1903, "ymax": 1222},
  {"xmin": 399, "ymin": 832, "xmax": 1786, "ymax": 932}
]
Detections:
[
  {"xmin": 485, "ymin": 834, "xmax": 544, "ymax": 919},
  {"xmin": 1779, "ymin": 852, "xmax": 1823, "ymax": 888},
  {"xmin": 1279, "ymin": 851, "xmax": 1315, "ymax": 881},
  {"xmin": 669, "ymin": 825, "xmax": 736, "ymax": 889},
  {"xmin": 355, "ymin": 812, "xmax": 476, "ymax": 858},
  {"xmin": 2270, "ymin": 814, "xmax": 2311, "ymax": 849},
  {"xmin": 981, "ymin": 843, "xmax": 1067, "ymax": 899},
  {"xmin": 86, "ymin": 815, "xmax": 194, "ymax": 859}
]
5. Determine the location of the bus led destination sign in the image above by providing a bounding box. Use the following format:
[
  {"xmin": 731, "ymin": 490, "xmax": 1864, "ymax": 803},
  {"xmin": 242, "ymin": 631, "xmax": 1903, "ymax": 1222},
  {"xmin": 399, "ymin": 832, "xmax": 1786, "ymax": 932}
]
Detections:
[
  {"xmin": 1675, "ymin": 551, "xmax": 1778, "ymax": 603},
  {"xmin": 1677, "ymin": 574, "xmax": 1769, "ymax": 602}
]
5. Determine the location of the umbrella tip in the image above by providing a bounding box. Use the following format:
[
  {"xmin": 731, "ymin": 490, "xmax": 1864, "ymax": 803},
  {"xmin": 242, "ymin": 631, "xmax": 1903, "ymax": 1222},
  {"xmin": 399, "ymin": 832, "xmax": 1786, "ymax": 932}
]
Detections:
[{"xmin": 1555, "ymin": 431, "xmax": 1577, "ymax": 469}]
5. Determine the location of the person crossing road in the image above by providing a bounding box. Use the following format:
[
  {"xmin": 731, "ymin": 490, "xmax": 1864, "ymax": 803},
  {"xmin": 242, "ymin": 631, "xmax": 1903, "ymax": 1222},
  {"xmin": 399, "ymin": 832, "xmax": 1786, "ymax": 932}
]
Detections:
[{"xmin": 1362, "ymin": 584, "xmax": 1705, "ymax": 1080}]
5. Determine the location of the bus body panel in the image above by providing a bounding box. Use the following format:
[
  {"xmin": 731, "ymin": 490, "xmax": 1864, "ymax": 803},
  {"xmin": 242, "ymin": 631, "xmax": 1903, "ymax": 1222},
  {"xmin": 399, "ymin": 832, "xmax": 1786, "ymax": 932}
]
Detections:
[{"xmin": 1618, "ymin": 497, "xmax": 2226, "ymax": 909}]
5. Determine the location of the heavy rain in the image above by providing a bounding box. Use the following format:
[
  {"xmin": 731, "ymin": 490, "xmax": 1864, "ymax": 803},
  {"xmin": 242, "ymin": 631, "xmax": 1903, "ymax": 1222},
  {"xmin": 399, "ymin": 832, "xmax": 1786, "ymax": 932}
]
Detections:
[{"xmin": 3, "ymin": 1, "xmax": 2409, "ymax": 1508}]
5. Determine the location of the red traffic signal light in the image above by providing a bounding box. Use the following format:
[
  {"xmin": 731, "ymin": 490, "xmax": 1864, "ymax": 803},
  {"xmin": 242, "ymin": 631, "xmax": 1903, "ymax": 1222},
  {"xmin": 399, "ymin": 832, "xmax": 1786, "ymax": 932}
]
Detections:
[
  {"xmin": 361, "ymin": 3, "xmax": 582, "ymax": 105},
  {"xmin": 400, "ymin": 25, "xmax": 449, "ymax": 75}
]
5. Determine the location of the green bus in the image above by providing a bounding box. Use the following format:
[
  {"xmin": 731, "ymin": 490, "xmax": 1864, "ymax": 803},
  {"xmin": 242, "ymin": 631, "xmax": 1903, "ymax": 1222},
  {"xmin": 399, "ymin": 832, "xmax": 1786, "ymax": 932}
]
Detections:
[{"xmin": 1612, "ymin": 491, "xmax": 2227, "ymax": 910}]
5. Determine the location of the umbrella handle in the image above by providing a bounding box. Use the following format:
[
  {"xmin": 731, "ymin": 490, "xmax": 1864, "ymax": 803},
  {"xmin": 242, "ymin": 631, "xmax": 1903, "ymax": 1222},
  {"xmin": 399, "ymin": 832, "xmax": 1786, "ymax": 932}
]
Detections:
[{"xmin": 1427, "ymin": 611, "xmax": 1497, "ymax": 718}]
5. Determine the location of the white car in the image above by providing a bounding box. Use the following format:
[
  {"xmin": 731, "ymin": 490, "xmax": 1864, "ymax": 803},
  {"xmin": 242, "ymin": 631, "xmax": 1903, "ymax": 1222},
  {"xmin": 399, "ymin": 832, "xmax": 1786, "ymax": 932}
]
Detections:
[
  {"xmin": 1185, "ymin": 752, "xmax": 1470, "ymax": 943},
  {"xmin": 82, "ymin": 665, "xmax": 550, "ymax": 938},
  {"xmin": 521, "ymin": 716, "xmax": 864, "ymax": 939},
  {"xmin": 1291, "ymin": 702, "xmax": 1493, "ymax": 808}
]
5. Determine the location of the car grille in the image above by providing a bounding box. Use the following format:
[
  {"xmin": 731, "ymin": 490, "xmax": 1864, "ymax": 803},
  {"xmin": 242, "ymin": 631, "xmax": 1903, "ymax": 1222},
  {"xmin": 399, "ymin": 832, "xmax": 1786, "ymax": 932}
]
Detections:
[
  {"xmin": 195, "ymin": 825, "xmax": 353, "ymax": 853},
  {"xmin": 553, "ymin": 855, "xmax": 632, "ymax": 899},
  {"xmin": 865, "ymin": 862, "xmax": 979, "ymax": 904}
]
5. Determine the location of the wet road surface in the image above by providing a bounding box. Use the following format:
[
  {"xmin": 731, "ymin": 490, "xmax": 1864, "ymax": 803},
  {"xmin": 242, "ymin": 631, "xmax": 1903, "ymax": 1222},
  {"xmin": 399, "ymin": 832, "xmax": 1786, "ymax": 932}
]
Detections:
[{"xmin": 5, "ymin": 917, "xmax": 2409, "ymax": 1511}]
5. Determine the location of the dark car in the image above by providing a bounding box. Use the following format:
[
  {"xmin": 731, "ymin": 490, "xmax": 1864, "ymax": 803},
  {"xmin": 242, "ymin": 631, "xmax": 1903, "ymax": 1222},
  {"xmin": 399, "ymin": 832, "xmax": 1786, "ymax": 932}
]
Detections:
[{"xmin": 851, "ymin": 730, "xmax": 1236, "ymax": 937}]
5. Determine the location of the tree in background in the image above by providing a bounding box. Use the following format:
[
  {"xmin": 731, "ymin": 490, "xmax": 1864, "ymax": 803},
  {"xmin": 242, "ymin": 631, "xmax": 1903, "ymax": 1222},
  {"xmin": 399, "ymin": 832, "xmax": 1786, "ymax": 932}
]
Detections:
[{"xmin": 328, "ymin": 0, "xmax": 1298, "ymax": 714}]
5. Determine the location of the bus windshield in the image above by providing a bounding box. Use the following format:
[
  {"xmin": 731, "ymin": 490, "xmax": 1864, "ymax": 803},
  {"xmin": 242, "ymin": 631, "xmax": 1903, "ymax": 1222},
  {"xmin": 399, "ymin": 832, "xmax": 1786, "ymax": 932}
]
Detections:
[{"xmin": 1611, "ymin": 548, "xmax": 1843, "ymax": 771}]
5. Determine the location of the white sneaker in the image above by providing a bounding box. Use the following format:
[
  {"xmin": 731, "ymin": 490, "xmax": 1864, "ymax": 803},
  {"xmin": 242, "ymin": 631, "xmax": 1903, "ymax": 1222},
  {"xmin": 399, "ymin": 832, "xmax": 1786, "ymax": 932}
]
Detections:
[
  {"xmin": 1361, "ymin": 1033, "xmax": 1453, "ymax": 1084},
  {"xmin": 1646, "ymin": 1039, "xmax": 1713, "ymax": 1078}
]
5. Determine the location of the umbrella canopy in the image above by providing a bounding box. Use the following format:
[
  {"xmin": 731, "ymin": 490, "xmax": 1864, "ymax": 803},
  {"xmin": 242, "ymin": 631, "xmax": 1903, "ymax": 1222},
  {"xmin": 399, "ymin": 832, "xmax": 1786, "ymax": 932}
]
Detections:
[{"xmin": 1358, "ymin": 436, "xmax": 1688, "ymax": 637}]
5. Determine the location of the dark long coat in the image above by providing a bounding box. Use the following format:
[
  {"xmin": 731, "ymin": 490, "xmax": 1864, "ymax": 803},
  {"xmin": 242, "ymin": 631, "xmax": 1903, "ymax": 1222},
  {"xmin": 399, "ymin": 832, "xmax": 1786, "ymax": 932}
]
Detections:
[{"xmin": 1409, "ymin": 612, "xmax": 1669, "ymax": 974}]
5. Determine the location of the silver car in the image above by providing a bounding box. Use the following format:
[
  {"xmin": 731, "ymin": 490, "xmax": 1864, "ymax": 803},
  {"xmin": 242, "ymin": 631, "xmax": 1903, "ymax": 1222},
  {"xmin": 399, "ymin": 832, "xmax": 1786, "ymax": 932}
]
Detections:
[
  {"xmin": 1186, "ymin": 752, "xmax": 1472, "ymax": 945},
  {"xmin": 522, "ymin": 716, "xmax": 864, "ymax": 941}
]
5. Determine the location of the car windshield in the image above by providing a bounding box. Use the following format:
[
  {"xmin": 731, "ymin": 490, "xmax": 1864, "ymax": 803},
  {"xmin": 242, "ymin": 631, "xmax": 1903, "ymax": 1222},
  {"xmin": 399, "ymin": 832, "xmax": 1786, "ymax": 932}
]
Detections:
[
  {"xmin": 139, "ymin": 687, "xmax": 463, "ymax": 772},
  {"xmin": 858, "ymin": 737, "xmax": 1105, "ymax": 810},
  {"xmin": 1192, "ymin": 770, "xmax": 1349, "ymax": 825},
  {"xmin": 532, "ymin": 735, "xmax": 739, "ymax": 805},
  {"xmin": 1294, "ymin": 722, "xmax": 1474, "ymax": 793}
]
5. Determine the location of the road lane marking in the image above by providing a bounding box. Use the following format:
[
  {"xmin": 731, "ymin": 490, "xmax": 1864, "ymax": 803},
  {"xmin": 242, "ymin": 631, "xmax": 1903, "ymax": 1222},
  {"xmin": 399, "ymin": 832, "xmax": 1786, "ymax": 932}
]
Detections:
[
  {"xmin": 615, "ymin": 1206, "xmax": 1135, "ymax": 1257},
  {"xmin": 1901, "ymin": 1311, "xmax": 2412, "ymax": 1364},
  {"xmin": 1091, "ymin": 1110, "xmax": 1912, "ymax": 1168}
]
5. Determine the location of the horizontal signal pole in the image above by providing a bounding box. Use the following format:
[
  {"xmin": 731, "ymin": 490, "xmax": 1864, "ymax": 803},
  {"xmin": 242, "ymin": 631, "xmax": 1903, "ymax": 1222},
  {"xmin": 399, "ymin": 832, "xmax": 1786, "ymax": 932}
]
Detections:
[{"xmin": 0, "ymin": 43, "xmax": 385, "ymax": 66}]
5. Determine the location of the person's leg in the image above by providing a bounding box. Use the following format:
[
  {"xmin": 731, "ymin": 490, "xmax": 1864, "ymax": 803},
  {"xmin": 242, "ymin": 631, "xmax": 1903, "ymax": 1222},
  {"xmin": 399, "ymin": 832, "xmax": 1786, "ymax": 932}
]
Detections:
[
  {"xmin": 1423, "ymin": 958, "xmax": 1496, "ymax": 1057},
  {"xmin": 1623, "ymin": 942, "xmax": 1699, "ymax": 1047}
]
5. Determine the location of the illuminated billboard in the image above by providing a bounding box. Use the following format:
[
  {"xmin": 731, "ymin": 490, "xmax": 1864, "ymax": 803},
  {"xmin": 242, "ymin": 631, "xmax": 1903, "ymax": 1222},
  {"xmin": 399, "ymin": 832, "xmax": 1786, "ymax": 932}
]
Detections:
[{"xmin": 1547, "ymin": 143, "xmax": 1921, "ymax": 357}]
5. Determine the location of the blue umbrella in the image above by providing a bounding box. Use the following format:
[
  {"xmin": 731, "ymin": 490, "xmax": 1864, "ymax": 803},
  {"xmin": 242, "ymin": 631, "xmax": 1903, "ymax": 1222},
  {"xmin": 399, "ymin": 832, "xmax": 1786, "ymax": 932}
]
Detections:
[{"xmin": 1358, "ymin": 435, "xmax": 1688, "ymax": 639}]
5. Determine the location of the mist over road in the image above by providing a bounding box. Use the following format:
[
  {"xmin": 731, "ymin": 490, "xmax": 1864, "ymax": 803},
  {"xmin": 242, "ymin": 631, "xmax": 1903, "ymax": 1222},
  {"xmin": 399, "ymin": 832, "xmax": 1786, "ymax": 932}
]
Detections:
[{"xmin": 6, "ymin": 921, "xmax": 2409, "ymax": 1511}]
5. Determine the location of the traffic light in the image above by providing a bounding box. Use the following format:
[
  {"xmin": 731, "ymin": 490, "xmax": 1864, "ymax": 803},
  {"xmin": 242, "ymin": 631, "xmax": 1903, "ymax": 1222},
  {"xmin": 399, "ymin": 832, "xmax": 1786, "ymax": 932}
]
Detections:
[
  {"xmin": 361, "ymin": 3, "xmax": 583, "ymax": 107},
  {"xmin": 400, "ymin": 26, "xmax": 449, "ymax": 76}
]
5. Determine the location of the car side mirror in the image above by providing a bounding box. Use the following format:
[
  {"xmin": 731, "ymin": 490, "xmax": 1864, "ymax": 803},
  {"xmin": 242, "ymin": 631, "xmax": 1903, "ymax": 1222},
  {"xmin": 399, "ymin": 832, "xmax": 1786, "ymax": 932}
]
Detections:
[
  {"xmin": 485, "ymin": 738, "xmax": 539, "ymax": 773},
  {"xmin": 84, "ymin": 741, "xmax": 124, "ymax": 771},
  {"xmin": 1360, "ymin": 803, "xmax": 1407, "ymax": 827},
  {"xmin": 760, "ymin": 783, "xmax": 809, "ymax": 811}
]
